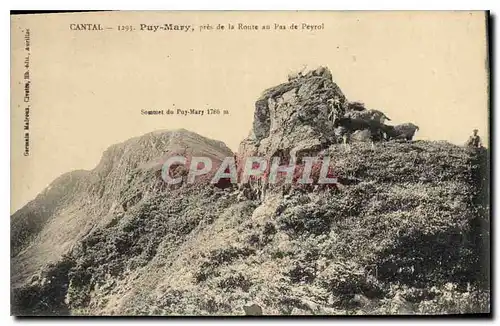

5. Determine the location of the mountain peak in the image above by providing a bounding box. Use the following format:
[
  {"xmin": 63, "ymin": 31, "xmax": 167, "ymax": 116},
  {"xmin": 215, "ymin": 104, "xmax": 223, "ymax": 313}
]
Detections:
[{"xmin": 239, "ymin": 66, "xmax": 348, "ymax": 160}]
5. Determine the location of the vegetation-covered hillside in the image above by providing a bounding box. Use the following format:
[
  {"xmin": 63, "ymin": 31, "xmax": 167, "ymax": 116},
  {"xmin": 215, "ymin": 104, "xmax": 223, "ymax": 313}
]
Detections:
[{"xmin": 12, "ymin": 141, "xmax": 490, "ymax": 315}]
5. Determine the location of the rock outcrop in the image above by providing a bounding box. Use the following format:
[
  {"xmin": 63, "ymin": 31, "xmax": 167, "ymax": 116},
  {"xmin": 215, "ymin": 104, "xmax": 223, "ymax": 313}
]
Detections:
[{"xmin": 238, "ymin": 67, "xmax": 348, "ymax": 163}]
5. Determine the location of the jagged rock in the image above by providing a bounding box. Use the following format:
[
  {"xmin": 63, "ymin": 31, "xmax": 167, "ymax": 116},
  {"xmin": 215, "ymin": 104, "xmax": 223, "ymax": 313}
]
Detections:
[{"xmin": 238, "ymin": 66, "xmax": 349, "ymax": 165}]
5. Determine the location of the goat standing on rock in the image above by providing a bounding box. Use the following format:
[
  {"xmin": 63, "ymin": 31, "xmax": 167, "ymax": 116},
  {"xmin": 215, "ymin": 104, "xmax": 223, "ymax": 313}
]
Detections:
[
  {"xmin": 383, "ymin": 123, "xmax": 420, "ymax": 141},
  {"xmin": 345, "ymin": 109, "xmax": 391, "ymax": 124},
  {"xmin": 333, "ymin": 117, "xmax": 385, "ymax": 150}
]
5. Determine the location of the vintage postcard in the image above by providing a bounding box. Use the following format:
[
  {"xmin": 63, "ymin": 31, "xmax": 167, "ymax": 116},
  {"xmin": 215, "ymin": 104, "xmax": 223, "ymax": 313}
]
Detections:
[{"xmin": 10, "ymin": 11, "xmax": 490, "ymax": 316}]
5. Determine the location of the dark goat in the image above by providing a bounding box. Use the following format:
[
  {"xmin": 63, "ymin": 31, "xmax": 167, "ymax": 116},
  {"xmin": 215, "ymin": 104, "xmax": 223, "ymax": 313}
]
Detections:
[
  {"xmin": 333, "ymin": 117, "xmax": 385, "ymax": 148},
  {"xmin": 382, "ymin": 123, "xmax": 419, "ymax": 141},
  {"xmin": 334, "ymin": 117, "xmax": 385, "ymax": 138}
]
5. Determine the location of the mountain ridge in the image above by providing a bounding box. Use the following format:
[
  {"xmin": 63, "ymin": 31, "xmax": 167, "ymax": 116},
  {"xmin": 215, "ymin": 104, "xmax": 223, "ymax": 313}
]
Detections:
[{"xmin": 11, "ymin": 128, "xmax": 233, "ymax": 287}]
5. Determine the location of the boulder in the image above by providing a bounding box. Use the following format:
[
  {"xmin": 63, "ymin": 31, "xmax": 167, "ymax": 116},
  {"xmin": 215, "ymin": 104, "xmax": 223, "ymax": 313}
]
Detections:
[{"xmin": 238, "ymin": 67, "xmax": 349, "ymax": 165}]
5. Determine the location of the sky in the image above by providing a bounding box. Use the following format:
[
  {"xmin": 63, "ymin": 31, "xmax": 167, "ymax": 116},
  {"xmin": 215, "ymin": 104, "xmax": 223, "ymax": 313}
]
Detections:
[{"xmin": 11, "ymin": 11, "xmax": 489, "ymax": 212}]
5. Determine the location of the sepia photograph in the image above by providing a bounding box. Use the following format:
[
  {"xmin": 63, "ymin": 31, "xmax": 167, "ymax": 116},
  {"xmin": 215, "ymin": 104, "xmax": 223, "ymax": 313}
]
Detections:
[{"xmin": 10, "ymin": 10, "xmax": 490, "ymax": 316}]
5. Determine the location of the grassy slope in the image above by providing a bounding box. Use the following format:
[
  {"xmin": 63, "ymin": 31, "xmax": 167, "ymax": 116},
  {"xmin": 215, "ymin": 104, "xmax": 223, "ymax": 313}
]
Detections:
[{"xmin": 12, "ymin": 141, "xmax": 490, "ymax": 315}]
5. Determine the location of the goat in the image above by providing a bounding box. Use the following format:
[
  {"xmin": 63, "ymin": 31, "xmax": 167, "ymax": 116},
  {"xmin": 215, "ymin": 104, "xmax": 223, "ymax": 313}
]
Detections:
[
  {"xmin": 383, "ymin": 123, "xmax": 419, "ymax": 141},
  {"xmin": 345, "ymin": 109, "xmax": 391, "ymax": 124},
  {"xmin": 333, "ymin": 117, "xmax": 385, "ymax": 149}
]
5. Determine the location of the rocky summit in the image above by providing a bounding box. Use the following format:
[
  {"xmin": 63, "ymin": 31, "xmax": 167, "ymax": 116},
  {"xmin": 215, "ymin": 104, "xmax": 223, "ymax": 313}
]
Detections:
[
  {"xmin": 11, "ymin": 67, "xmax": 490, "ymax": 316},
  {"xmin": 239, "ymin": 66, "xmax": 348, "ymax": 163}
]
